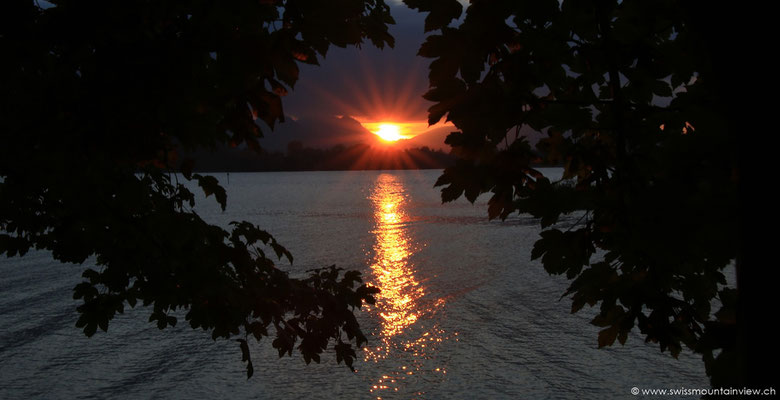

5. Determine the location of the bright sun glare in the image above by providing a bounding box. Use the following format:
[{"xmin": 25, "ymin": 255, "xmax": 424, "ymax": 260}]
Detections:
[{"xmin": 375, "ymin": 124, "xmax": 404, "ymax": 142}]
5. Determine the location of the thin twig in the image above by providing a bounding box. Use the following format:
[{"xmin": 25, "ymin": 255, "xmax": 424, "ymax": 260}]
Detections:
[{"xmin": 565, "ymin": 211, "xmax": 591, "ymax": 233}]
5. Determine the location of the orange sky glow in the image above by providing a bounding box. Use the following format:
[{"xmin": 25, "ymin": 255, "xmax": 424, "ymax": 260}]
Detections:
[
  {"xmin": 290, "ymin": 43, "xmax": 459, "ymax": 148},
  {"xmin": 354, "ymin": 117, "xmax": 453, "ymax": 145},
  {"xmin": 289, "ymin": 44, "xmax": 458, "ymax": 150}
]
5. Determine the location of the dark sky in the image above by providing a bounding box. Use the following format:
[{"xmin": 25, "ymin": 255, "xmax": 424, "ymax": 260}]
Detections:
[{"xmin": 258, "ymin": 2, "xmax": 458, "ymax": 152}]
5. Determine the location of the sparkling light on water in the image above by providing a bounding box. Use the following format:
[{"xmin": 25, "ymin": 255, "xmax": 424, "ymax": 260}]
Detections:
[{"xmin": 364, "ymin": 173, "xmax": 453, "ymax": 397}]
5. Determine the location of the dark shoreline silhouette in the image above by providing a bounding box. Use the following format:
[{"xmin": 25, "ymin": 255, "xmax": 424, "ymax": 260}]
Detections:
[
  {"xmin": 183, "ymin": 140, "xmax": 562, "ymax": 172},
  {"xmin": 184, "ymin": 141, "xmax": 456, "ymax": 172}
]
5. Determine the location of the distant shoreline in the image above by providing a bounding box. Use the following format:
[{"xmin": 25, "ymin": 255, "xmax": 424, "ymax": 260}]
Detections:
[
  {"xmin": 189, "ymin": 164, "xmax": 564, "ymax": 173},
  {"xmin": 181, "ymin": 141, "xmax": 562, "ymax": 173}
]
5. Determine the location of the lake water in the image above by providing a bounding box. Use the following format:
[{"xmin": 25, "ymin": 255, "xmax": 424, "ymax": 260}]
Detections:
[{"xmin": 0, "ymin": 170, "xmax": 708, "ymax": 399}]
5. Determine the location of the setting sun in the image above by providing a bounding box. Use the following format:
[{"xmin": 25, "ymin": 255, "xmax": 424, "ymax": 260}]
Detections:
[
  {"xmin": 354, "ymin": 116, "xmax": 454, "ymax": 147},
  {"xmin": 374, "ymin": 123, "xmax": 405, "ymax": 142}
]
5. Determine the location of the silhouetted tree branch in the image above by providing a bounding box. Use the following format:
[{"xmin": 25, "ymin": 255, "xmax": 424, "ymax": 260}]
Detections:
[
  {"xmin": 1, "ymin": 0, "xmax": 395, "ymax": 377},
  {"xmin": 405, "ymin": 0, "xmax": 752, "ymax": 389}
]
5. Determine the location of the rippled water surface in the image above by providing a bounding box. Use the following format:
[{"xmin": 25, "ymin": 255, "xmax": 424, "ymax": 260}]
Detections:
[{"xmin": 0, "ymin": 170, "xmax": 708, "ymax": 399}]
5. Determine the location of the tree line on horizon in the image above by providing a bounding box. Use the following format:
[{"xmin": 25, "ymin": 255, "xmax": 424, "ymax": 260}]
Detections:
[
  {"xmin": 182, "ymin": 138, "xmax": 568, "ymax": 172},
  {"xmin": 183, "ymin": 140, "xmax": 456, "ymax": 171}
]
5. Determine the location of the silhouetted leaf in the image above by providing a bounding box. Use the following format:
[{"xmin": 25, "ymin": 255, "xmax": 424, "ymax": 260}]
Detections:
[
  {"xmin": 618, "ymin": 330, "xmax": 628, "ymax": 345},
  {"xmin": 270, "ymin": 242, "xmax": 293, "ymax": 264},
  {"xmin": 598, "ymin": 325, "xmax": 619, "ymax": 348},
  {"xmin": 268, "ymin": 78, "xmax": 289, "ymax": 97},
  {"xmin": 273, "ymin": 51, "xmax": 300, "ymax": 88},
  {"xmin": 84, "ymin": 322, "xmax": 97, "ymax": 337},
  {"xmin": 180, "ymin": 158, "xmax": 195, "ymax": 180},
  {"xmin": 652, "ymin": 80, "xmax": 673, "ymax": 97},
  {"xmin": 193, "ymin": 174, "xmax": 227, "ymax": 211},
  {"xmin": 82, "ymin": 269, "xmax": 100, "ymax": 283},
  {"xmin": 238, "ymin": 339, "xmax": 250, "ymax": 362},
  {"xmin": 404, "ymin": 0, "xmax": 463, "ymax": 32}
]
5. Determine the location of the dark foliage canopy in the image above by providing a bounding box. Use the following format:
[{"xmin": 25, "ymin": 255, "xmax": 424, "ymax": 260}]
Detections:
[
  {"xmin": 1, "ymin": 0, "xmax": 395, "ymax": 377},
  {"xmin": 404, "ymin": 0, "xmax": 748, "ymax": 388},
  {"xmin": 3, "ymin": 0, "xmax": 770, "ymax": 388}
]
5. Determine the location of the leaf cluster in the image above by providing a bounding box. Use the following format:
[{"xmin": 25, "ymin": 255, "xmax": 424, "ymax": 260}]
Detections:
[
  {"xmin": 410, "ymin": 0, "xmax": 739, "ymax": 387},
  {"xmin": 1, "ymin": 0, "xmax": 394, "ymax": 374}
]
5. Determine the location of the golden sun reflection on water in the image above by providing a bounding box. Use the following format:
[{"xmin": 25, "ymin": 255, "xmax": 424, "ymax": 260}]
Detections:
[
  {"xmin": 371, "ymin": 193, "xmax": 421, "ymax": 340},
  {"xmin": 364, "ymin": 174, "xmax": 455, "ymax": 398}
]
